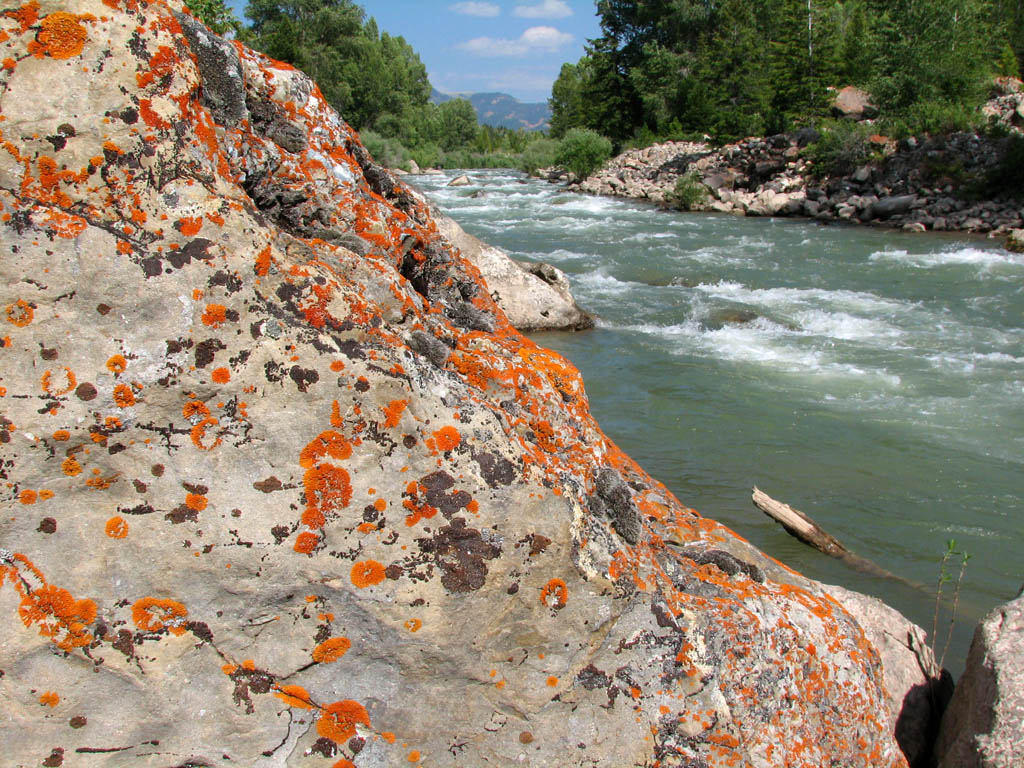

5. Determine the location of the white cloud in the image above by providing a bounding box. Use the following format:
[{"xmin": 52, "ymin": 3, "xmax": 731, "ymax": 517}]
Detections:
[
  {"xmin": 513, "ymin": 0, "xmax": 572, "ymax": 19},
  {"xmin": 450, "ymin": 1, "xmax": 500, "ymax": 16},
  {"xmin": 456, "ymin": 26, "xmax": 573, "ymax": 57}
]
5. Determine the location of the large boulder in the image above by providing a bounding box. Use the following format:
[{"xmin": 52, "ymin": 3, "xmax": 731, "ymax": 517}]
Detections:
[
  {"xmin": 431, "ymin": 210, "xmax": 594, "ymax": 331},
  {"xmin": 0, "ymin": 3, "xmax": 907, "ymax": 767},
  {"xmin": 934, "ymin": 589, "xmax": 1024, "ymax": 768},
  {"xmin": 832, "ymin": 86, "xmax": 880, "ymax": 121}
]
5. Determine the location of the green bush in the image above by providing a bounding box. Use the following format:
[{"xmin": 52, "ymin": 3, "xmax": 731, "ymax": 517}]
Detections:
[
  {"xmin": 360, "ymin": 131, "xmax": 412, "ymax": 171},
  {"xmin": 986, "ymin": 134, "xmax": 1024, "ymax": 196},
  {"xmin": 803, "ymin": 121, "xmax": 874, "ymax": 177},
  {"xmin": 903, "ymin": 100, "xmax": 977, "ymax": 136},
  {"xmin": 518, "ymin": 138, "xmax": 561, "ymax": 175},
  {"xmin": 667, "ymin": 171, "xmax": 709, "ymax": 211},
  {"xmin": 555, "ymin": 128, "xmax": 613, "ymax": 180}
]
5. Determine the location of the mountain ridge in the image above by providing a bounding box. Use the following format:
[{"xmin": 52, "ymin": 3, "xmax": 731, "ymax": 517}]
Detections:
[{"xmin": 431, "ymin": 87, "xmax": 550, "ymax": 131}]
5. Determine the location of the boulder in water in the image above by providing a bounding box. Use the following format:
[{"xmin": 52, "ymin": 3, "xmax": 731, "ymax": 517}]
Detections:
[{"xmin": 448, "ymin": 174, "xmax": 471, "ymax": 187}]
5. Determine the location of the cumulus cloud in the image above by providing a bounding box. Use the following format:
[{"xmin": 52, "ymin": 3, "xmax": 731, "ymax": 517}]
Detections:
[
  {"xmin": 450, "ymin": 1, "xmax": 500, "ymax": 16},
  {"xmin": 513, "ymin": 0, "xmax": 572, "ymax": 18},
  {"xmin": 456, "ymin": 26, "xmax": 573, "ymax": 57}
]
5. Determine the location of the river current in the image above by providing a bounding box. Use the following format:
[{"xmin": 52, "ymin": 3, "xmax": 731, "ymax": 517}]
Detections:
[{"xmin": 411, "ymin": 168, "xmax": 1023, "ymax": 676}]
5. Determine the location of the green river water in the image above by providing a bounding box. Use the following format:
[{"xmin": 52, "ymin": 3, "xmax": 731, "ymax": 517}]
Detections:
[{"xmin": 413, "ymin": 169, "xmax": 1024, "ymax": 677}]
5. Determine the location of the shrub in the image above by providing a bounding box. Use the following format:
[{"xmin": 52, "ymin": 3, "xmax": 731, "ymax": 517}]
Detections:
[
  {"xmin": 986, "ymin": 134, "xmax": 1024, "ymax": 196},
  {"xmin": 803, "ymin": 121, "xmax": 874, "ymax": 177},
  {"xmin": 555, "ymin": 128, "xmax": 613, "ymax": 180},
  {"xmin": 518, "ymin": 138, "xmax": 561, "ymax": 175},
  {"xmin": 359, "ymin": 131, "xmax": 412, "ymax": 171},
  {"xmin": 667, "ymin": 171, "xmax": 708, "ymax": 211}
]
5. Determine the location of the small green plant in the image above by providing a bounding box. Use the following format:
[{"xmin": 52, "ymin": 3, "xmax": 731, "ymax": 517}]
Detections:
[
  {"xmin": 667, "ymin": 171, "xmax": 709, "ymax": 211},
  {"xmin": 554, "ymin": 128, "xmax": 613, "ymax": 180},
  {"xmin": 804, "ymin": 121, "xmax": 874, "ymax": 177},
  {"xmin": 930, "ymin": 538, "xmax": 971, "ymax": 673}
]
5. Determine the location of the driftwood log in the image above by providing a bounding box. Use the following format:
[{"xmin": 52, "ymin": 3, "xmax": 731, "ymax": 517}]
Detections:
[{"xmin": 751, "ymin": 487, "xmax": 901, "ymax": 581}]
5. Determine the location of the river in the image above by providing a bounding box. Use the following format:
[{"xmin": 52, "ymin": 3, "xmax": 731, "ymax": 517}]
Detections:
[{"xmin": 411, "ymin": 168, "xmax": 1023, "ymax": 677}]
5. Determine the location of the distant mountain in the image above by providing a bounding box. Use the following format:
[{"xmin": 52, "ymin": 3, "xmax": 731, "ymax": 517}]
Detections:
[{"xmin": 431, "ymin": 88, "xmax": 550, "ymax": 132}]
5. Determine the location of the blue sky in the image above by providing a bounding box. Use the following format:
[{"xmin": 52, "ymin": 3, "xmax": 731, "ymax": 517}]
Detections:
[{"xmin": 225, "ymin": 1, "xmax": 601, "ymax": 103}]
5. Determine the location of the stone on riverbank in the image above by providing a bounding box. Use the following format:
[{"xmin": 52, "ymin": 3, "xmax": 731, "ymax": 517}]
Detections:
[
  {"xmin": 0, "ymin": 3, "xmax": 912, "ymax": 766},
  {"xmin": 933, "ymin": 589, "xmax": 1024, "ymax": 768}
]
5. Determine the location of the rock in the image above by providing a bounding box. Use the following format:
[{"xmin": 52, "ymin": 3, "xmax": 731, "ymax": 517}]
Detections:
[
  {"xmin": 823, "ymin": 584, "xmax": 950, "ymax": 768},
  {"xmin": 832, "ymin": 86, "xmax": 879, "ymax": 121},
  {"xmin": 869, "ymin": 195, "xmax": 918, "ymax": 219},
  {"xmin": 934, "ymin": 589, "xmax": 1024, "ymax": 768},
  {"xmin": 903, "ymin": 222, "xmax": 927, "ymax": 232},
  {"xmin": 422, "ymin": 167, "xmax": 444, "ymax": 175},
  {"xmin": 447, "ymin": 174, "xmax": 471, "ymax": 187},
  {"xmin": 993, "ymin": 76, "xmax": 1023, "ymax": 96},
  {"xmin": 0, "ymin": 4, "xmax": 912, "ymax": 767},
  {"xmin": 853, "ymin": 166, "xmax": 872, "ymax": 183},
  {"xmin": 1007, "ymin": 229, "xmax": 1024, "ymax": 252},
  {"xmin": 408, "ymin": 159, "xmax": 421, "ymax": 174}
]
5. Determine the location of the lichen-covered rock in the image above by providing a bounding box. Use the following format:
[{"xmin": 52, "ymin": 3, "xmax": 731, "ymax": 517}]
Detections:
[
  {"xmin": 0, "ymin": 3, "xmax": 907, "ymax": 767},
  {"xmin": 934, "ymin": 589, "xmax": 1024, "ymax": 768}
]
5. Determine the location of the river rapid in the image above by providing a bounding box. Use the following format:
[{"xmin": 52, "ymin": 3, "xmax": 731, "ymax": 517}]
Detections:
[{"xmin": 412, "ymin": 169, "xmax": 1023, "ymax": 677}]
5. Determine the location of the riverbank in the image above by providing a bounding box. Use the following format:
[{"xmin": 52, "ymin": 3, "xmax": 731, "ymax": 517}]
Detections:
[{"xmin": 566, "ymin": 131, "xmax": 1024, "ymax": 249}]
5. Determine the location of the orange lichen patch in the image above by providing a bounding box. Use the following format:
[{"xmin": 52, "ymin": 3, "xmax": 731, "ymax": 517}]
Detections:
[
  {"xmin": 273, "ymin": 684, "xmax": 314, "ymax": 710},
  {"xmin": 404, "ymin": 618, "xmax": 422, "ymax": 633},
  {"xmin": 1, "ymin": 57, "xmax": 13, "ymax": 71},
  {"xmin": 112, "ymin": 383, "xmax": 135, "ymax": 407},
  {"xmin": 7, "ymin": 556, "xmax": 97, "ymax": 652},
  {"xmin": 330, "ymin": 360, "xmax": 345, "ymax": 372},
  {"xmin": 104, "ymin": 516, "xmax": 128, "ymax": 539},
  {"xmin": 105, "ymin": 354, "xmax": 127, "ymax": 375},
  {"xmin": 182, "ymin": 400, "xmax": 210, "ymax": 420},
  {"xmin": 540, "ymin": 578, "xmax": 568, "ymax": 609},
  {"xmin": 382, "ymin": 732, "xmax": 397, "ymax": 744},
  {"xmin": 303, "ymin": 463, "xmax": 352, "ymax": 523},
  {"xmin": 185, "ymin": 493, "xmax": 207, "ymax": 511},
  {"xmin": 432, "ymin": 425, "xmax": 461, "ymax": 452},
  {"xmin": 211, "ymin": 367, "xmax": 230, "ymax": 384},
  {"xmin": 254, "ymin": 245, "xmax": 273, "ymax": 276},
  {"xmin": 332, "ymin": 760, "xmax": 356, "ymax": 768},
  {"xmin": 316, "ymin": 700, "xmax": 370, "ymax": 743},
  {"xmin": 312, "ymin": 636, "xmax": 351, "ymax": 663},
  {"xmin": 39, "ymin": 490, "xmax": 53, "ymax": 501},
  {"xmin": 294, "ymin": 531, "xmax": 319, "ymax": 554},
  {"xmin": 131, "ymin": 597, "xmax": 188, "ymax": 636},
  {"xmin": 176, "ymin": 217, "xmax": 203, "ymax": 236},
  {"xmin": 41, "ymin": 368, "xmax": 76, "ymax": 397},
  {"xmin": 546, "ymin": 676, "xmax": 559, "ymax": 687},
  {"xmin": 381, "ymin": 399, "xmax": 407, "ymax": 429},
  {"xmin": 350, "ymin": 560, "xmax": 385, "ymax": 589},
  {"xmin": 201, "ymin": 303, "xmax": 227, "ymax": 327},
  {"xmin": 61, "ymin": 457, "xmax": 82, "ymax": 476},
  {"xmin": 18, "ymin": 489, "xmax": 37, "ymax": 505},
  {"xmin": 299, "ymin": 431, "xmax": 352, "ymax": 468},
  {"xmin": 5, "ymin": 299, "xmax": 34, "ymax": 327},
  {"xmin": 373, "ymin": 497, "xmax": 387, "ymax": 512},
  {"xmin": 39, "ymin": 691, "xmax": 59, "ymax": 707},
  {"xmin": 190, "ymin": 417, "xmax": 222, "ymax": 450},
  {"xmin": 4, "ymin": 1, "xmax": 39, "ymax": 32},
  {"xmin": 32, "ymin": 12, "xmax": 92, "ymax": 60},
  {"xmin": 407, "ymin": 752, "xmax": 421, "ymax": 763}
]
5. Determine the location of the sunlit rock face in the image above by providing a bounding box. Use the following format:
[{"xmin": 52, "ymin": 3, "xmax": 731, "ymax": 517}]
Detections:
[{"xmin": 0, "ymin": 3, "xmax": 907, "ymax": 766}]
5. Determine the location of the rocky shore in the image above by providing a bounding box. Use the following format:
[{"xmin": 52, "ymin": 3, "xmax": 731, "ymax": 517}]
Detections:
[{"xmin": 573, "ymin": 129, "xmax": 1024, "ymax": 249}]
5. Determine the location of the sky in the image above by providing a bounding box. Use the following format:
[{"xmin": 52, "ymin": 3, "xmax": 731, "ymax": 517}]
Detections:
[{"xmin": 225, "ymin": 1, "xmax": 602, "ymax": 103}]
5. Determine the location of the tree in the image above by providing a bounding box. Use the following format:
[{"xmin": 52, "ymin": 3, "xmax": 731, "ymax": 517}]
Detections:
[
  {"xmin": 436, "ymin": 99, "xmax": 478, "ymax": 150},
  {"xmin": 187, "ymin": 0, "xmax": 238, "ymax": 34},
  {"xmin": 555, "ymin": 128, "xmax": 613, "ymax": 179}
]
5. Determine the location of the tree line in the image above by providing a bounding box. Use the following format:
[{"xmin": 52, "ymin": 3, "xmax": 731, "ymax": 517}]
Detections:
[
  {"xmin": 551, "ymin": 0, "xmax": 1023, "ymax": 146},
  {"xmin": 187, "ymin": 0, "xmax": 553, "ymax": 171}
]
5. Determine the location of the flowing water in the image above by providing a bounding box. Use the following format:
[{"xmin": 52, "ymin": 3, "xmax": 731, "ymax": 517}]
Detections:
[{"xmin": 412, "ymin": 169, "xmax": 1024, "ymax": 677}]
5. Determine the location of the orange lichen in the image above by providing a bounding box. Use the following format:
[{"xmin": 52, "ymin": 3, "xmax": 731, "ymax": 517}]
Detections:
[
  {"xmin": 132, "ymin": 597, "xmax": 188, "ymax": 636},
  {"xmin": 332, "ymin": 760, "xmax": 356, "ymax": 768},
  {"xmin": 18, "ymin": 489, "xmax": 37, "ymax": 505},
  {"xmin": 350, "ymin": 560, "xmax": 385, "ymax": 588},
  {"xmin": 41, "ymin": 368, "xmax": 76, "ymax": 397},
  {"xmin": 546, "ymin": 676, "xmax": 559, "ymax": 687},
  {"xmin": 404, "ymin": 618, "xmax": 422, "ymax": 632},
  {"xmin": 540, "ymin": 578, "xmax": 568, "ymax": 609},
  {"xmin": 5, "ymin": 299, "xmax": 33, "ymax": 327},
  {"xmin": 201, "ymin": 303, "xmax": 227, "ymax": 327},
  {"xmin": 274, "ymin": 684, "xmax": 314, "ymax": 710},
  {"xmin": 182, "ymin": 400, "xmax": 210, "ymax": 420},
  {"xmin": 185, "ymin": 493, "xmax": 207, "ymax": 511},
  {"xmin": 39, "ymin": 691, "xmax": 59, "ymax": 707},
  {"xmin": 303, "ymin": 463, "xmax": 352, "ymax": 522},
  {"xmin": 105, "ymin": 354, "xmax": 127, "ymax": 375},
  {"xmin": 407, "ymin": 752, "xmax": 421, "ymax": 763},
  {"xmin": 39, "ymin": 490, "xmax": 53, "ymax": 501},
  {"xmin": 104, "ymin": 516, "xmax": 128, "ymax": 539},
  {"xmin": 190, "ymin": 417, "xmax": 222, "ymax": 450},
  {"xmin": 254, "ymin": 245, "xmax": 272, "ymax": 276},
  {"xmin": 381, "ymin": 399, "xmax": 407, "ymax": 429},
  {"xmin": 11, "ymin": 561, "xmax": 97, "ymax": 652},
  {"xmin": 312, "ymin": 636, "xmax": 351, "ymax": 663},
  {"xmin": 294, "ymin": 531, "xmax": 319, "ymax": 554},
  {"xmin": 316, "ymin": 700, "xmax": 370, "ymax": 743},
  {"xmin": 4, "ymin": 1, "xmax": 39, "ymax": 32},
  {"xmin": 34, "ymin": 12, "xmax": 91, "ymax": 60},
  {"xmin": 211, "ymin": 367, "xmax": 230, "ymax": 384},
  {"xmin": 432, "ymin": 425, "xmax": 461, "ymax": 452},
  {"xmin": 299, "ymin": 430, "xmax": 352, "ymax": 468},
  {"xmin": 176, "ymin": 217, "xmax": 203, "ymax": 236},
  {"xmin": 112, "ymin": 383, "xmax": 135, "ymax": 407},
  {"xmin": 61, "ymin": 457, "xmax": 82, "ymax": 476}
]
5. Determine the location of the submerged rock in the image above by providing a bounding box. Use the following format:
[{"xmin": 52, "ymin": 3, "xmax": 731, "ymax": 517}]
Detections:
[{"xmin": 0, "ymin": 3, "xmax": 908, "ymax": 766}]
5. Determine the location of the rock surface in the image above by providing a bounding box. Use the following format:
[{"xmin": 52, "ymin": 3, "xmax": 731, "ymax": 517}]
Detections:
[
  {"xmin": 934, "ymin": 589, "xmax": 1024, "ymax": 768},
  {"xmin": 431, "ymin": 209, "xmax": 594, "ymax": 332},
  {"xmin": 831, "ymin": 86, "xmax": 879, "ymax": 121},
  {"xmin": 0, "ymin": 3, "xmax": 907, "ymax": 767}
]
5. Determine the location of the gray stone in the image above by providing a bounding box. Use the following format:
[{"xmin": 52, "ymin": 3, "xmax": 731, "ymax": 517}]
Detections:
[
  {"xmin": 447, "ymin": 174, "xmax": 471, "ymax": 186},
  {"xmin": 832, "ymin": 86, "xmax": 879, "ymax": 121},
  {"xmin": 869, "ymin": 195, "xmax": 918, "ymax": 219},
  {"xmin": 935, "ymin": 590, "xmax": 1024, "ymax": 768},
  {"xmin": 1007, "ymin": 229, "xmax": 1024, "ymax": 252}
]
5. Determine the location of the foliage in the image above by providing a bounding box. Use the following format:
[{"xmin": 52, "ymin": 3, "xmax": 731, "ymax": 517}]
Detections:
[
  {"xmin": 931, "ymin": 539, "xmax": 971, "ymax": 673},
  {"xmin": 986, "ymin": 133, "xmax": 1024, "ymax": 195},
  {"xmin": 518, "ymin": 138, "xmax": 561, "ymax": 175},
  {"xmin": 667, "ymin": 172, "xmax": 708, "ymax": 211},
  {"xmin": 187, "ymin": 0, "xmax": 238, "ymax": 34},
  {"xmin": 554, "ymin": 129, "xmax": 613, "ymax": 180},
  {"xmin": 803, "ymin": 120, "xmax": 874, "ymax": 176}
]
